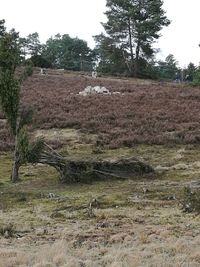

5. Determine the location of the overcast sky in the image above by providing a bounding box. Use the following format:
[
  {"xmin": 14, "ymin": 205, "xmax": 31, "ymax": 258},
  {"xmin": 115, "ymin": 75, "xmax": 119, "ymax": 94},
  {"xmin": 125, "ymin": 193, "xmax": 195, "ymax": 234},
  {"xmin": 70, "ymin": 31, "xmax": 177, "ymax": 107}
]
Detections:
[{"xmin": 1, "ymin": 0, "xmax": 200, "ymax": 67}]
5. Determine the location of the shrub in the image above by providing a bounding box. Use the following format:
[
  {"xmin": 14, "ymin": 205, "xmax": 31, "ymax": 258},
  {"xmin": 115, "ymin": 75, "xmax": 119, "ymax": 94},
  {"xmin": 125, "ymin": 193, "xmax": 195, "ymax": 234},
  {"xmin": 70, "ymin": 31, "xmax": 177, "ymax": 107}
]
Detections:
[
  {"xmin": 192, "ymin": 70, "xmax": 200, "ymax": 86},
  {"xmin": 0, "ymin": 223, "xmax": 16, "ymax": 238},
  {"xmin": 181, "ymin": 187, "xmax": 200, "ymax": 213}
]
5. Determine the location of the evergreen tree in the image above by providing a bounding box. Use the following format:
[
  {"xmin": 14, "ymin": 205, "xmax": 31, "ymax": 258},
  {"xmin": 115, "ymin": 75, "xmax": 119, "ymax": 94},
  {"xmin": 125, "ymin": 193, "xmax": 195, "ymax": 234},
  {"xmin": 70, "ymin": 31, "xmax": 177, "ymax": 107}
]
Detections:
[
  {"xmin": 184, "ymin": 62, "xmax": 196, "ymax": 81},
  {"xmin": 25, "ymin": 32, "xmax": 43, "ymax": 56},
  {"xmin": 42, "ymin": 34, "xmax": 95, "ymax": 71},
  {"xmin": 95, "ymin": 0, "xmax": 170, "ymax": 77},
  {"xmin": 0, "ymin": 22, "xmax": 43, "ymax": 182},
  {"xmin": 94, "ymin": 34, "xmax": 129, "ymax": 75},
  {"xmin": 0, "ymin": 27, "xmax": 21, "ymax": 182},
  {"xmin": 156, "ymin": 54, "xmax": 179, "ymax": 80},
  {"xmin": 0, "ymin": 19, "xmax": 6, "ymax": 36}
]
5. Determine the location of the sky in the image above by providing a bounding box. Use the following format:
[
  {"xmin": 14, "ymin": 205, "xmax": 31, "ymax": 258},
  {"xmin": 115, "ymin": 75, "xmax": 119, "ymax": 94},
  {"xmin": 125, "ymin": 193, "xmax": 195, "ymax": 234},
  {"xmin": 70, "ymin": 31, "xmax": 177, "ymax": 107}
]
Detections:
[{"xmin": 0, "ymin": 0, "xmax": 200, "ymax": 67}]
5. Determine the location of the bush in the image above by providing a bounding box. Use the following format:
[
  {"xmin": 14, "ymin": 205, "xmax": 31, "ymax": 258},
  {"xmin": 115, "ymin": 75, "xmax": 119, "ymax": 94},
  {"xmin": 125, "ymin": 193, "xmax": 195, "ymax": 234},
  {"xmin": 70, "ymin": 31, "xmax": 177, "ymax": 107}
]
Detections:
[
  {"xmin": 21, "ymin": 64, "xmax": 33, "ymax": 81},
  {"xmin": 181, "ymin": 187, "xmax": 200, "ymax": 213},
  {"xmin": 29, "ymin": 55, "xmax": 52, "ymax": 68},
  {"xmin": 192, "ymin": 70, "xmax": 200, "ymax": 86}
]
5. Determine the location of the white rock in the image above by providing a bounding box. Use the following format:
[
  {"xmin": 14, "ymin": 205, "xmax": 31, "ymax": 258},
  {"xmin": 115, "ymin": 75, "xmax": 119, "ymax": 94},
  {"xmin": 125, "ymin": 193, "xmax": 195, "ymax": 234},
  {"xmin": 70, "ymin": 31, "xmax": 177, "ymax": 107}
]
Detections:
[{"xmin": 78, "ymin": 85, "xmax": 111, "ymax": 96}]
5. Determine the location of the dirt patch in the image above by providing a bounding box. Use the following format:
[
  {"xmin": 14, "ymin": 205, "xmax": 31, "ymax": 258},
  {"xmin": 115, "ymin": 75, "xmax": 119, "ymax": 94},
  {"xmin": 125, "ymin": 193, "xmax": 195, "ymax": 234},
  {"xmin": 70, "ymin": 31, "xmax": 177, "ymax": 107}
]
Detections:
[
  {"xmin": 34, "ymin": 128, "xmax": 97, "ymax": 145},
  {"xmin": 34, "ymin": 128, "xmax": 80, "ymax": 142}
]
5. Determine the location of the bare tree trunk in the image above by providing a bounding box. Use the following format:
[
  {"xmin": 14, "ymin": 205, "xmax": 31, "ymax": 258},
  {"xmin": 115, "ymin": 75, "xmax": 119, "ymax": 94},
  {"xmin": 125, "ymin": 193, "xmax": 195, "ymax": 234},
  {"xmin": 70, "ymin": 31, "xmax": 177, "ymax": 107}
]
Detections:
[
  {"xmin": 134, "ymin": 41, "xmax": 140, "ymax": 78},
  {"xmin": 127, "ymin": 17, "xmax": 134, "ymax": 76},
  {"xmin": 11, "ymin": 134, "xmax": 20, "ymax": 182}
]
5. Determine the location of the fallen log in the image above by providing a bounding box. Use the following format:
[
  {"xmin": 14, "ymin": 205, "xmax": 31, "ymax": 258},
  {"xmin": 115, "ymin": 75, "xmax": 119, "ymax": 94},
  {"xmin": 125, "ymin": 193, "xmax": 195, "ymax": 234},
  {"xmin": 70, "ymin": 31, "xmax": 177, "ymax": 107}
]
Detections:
[{"xmin": 37, "ymin": 143, "xmax": 154, "ymax": 183}]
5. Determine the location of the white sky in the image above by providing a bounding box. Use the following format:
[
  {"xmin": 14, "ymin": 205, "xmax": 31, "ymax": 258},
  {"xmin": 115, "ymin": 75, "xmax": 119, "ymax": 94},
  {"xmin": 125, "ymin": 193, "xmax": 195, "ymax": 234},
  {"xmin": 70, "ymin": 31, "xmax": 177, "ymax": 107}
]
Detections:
[{"xmin": 0, "ymin": 0, "xmax": 200, "ymax": 67}]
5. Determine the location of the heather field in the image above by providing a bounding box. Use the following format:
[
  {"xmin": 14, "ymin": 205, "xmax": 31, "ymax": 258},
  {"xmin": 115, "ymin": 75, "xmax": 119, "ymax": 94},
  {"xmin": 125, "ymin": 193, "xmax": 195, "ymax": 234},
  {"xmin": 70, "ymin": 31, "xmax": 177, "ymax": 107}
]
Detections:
[
  {"xmin": 1, "ymin": 69, "xmax": 200, "ymax": 151},
  {"xmin": 0, "ymin": 70, "xmax": 200, "ymax": 267}
]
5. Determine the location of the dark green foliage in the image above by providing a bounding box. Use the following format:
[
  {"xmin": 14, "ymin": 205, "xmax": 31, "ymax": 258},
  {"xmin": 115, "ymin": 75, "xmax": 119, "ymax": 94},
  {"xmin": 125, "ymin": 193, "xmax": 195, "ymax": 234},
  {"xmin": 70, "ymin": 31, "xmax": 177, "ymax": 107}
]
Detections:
[
  {"xmin": 0, "ymin": 23, "xmax": 22, "ymax": 182},
  {"xmin": 18, "ymin": 128, "xmax": 44, "ymax": 165},
  {"xmin": 181, "ymin": 187, "xmax": 200, "ymax": 213},
  {"xmin": 192, "ymin": 67, "xmax": 200, "ymax": 86},
  {"xmin": 184, "ymin": 63, "xmax": 196, "ymax": 82},
  {"xmin": 156, "ymin": 54, "xmax": 179, "ymax": 80},
  {"xmin": 29, "ymin": 54, "xmax": 52, "ymax": 68},
  {"xmin": 0, "ymin": 70, "xmax": 20, "ymax": 135},
  {"xmin": 192, "ymin": 71, "xmax": 200, "ymax": 86},
  {"xmin": 20, "ymin": 63, "xmax": 34, "ymax": 81},
  {"xmin": 95, "ymin": 0, "xmax": 170, "ymax": 77},
  {"xmin": 0, "ymin": 27, "xmax": 23, "ymax": 135},
  {"xmin": 59, "ymin": 157, "xmax": 154, "ymax": 183},
  {"xmin": 0, "ymin": 21, "xmax": 44, "ymax": 182},
  {"xmin": 42, "ymin": 34, "xmax": 95, "ymax": 71},
  {"xmin": 18, "ymin": 128, "xmax": 29, "ymax": 164},
  {"xmin": 26, "ymin": 138, "xmax": 44, "ymax": 163},
  {"xmin": 18, "ymin": 31, "xmax": 96, "ymax": 70},
  {"xmin": 94, "ymin": 34, "xmax": 129, "ymax": 76},
  {"xmin": 24, "ymin": 32, "xmax": 43, "ymax": 57},
  {"xmin": 19, "ymin": 32, "xmax": 49, "ymax": 67},
  {"xmin": 0, "ymin": 19, "xmax": 6, "ymax": 36},
  {"xmin": 135, "ymin": 58, "xmax": 158, "ymax": 79},
  {"xmin": 0, "ymin": 30, "xmax": 21, "ymax": 72},
  {"xmin": 15, "ymin": 106, "xmax": 44, "ymax": 165}
]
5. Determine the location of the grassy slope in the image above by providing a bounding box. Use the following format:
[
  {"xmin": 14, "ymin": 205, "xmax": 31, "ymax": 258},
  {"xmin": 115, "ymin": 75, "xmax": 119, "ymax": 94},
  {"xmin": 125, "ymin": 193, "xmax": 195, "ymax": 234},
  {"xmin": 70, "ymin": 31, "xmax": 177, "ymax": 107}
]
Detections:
[
  {"xmin": 0, "ymin": 71, "xmax": 200, "ymax": 266},
  {"xmin": 0, "ymin": 140, "xmax": 200, "ymax": 266}
]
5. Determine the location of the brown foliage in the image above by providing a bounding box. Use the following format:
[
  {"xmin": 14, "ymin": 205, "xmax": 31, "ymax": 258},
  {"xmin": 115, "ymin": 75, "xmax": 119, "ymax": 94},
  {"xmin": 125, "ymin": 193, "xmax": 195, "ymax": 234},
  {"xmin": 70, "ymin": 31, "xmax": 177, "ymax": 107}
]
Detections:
[{"xmin": 1, "ymin": 71, "xmax": 200, "ymax": 151}]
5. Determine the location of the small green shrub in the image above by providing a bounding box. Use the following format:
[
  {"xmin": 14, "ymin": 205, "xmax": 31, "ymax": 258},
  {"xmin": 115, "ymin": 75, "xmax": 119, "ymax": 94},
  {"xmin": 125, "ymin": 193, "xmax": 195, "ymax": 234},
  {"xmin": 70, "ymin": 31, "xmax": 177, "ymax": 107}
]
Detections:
[
  {"xmin": 181, "ymin": 187, "xmax": 200, "ymax": 213},
  {"xmin": 192, "ymin": 70, "xmax": 200, "ymax": 86},
  {"xmin": 21, "ymin": 64, "xmax": 33, "ymax": 80}
]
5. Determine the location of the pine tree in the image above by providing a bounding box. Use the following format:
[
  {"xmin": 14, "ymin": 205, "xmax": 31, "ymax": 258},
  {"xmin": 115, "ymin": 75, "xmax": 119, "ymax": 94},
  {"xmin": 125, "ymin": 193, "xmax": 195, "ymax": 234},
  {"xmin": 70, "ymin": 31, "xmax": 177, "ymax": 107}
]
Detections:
[
  {"xmin": 95, "ymin": 0, "xmax": 170, "ymax": 77},
  {"xmin": 0, "ymin": 19, "xmax": 6, "ymax": 36},
  {"xmin": 42, "ymin": 34, "xmax": 95, "ymax": 71},
  {"xmin": 0, "ymin": 27, "xmax": 21, "ymax": 182},
  {"xmin": 0, "ymin": 22, "xmax": 43, "ymax": 182}
]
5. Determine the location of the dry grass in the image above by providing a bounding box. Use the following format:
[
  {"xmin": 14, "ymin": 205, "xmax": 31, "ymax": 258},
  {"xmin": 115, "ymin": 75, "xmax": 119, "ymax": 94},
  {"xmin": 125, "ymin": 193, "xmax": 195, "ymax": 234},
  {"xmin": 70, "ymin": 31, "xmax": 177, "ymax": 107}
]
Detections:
[
  {"xmin": 1, "ymin": 70, "xmax": 200, "ymax": 266},
  {"xmin": 0, "ymin": 141, "xmax": 200, "ymax": 266},
  {"xmin": 0, "ymin": 208, "xmax": 200, "ymax": 267}
]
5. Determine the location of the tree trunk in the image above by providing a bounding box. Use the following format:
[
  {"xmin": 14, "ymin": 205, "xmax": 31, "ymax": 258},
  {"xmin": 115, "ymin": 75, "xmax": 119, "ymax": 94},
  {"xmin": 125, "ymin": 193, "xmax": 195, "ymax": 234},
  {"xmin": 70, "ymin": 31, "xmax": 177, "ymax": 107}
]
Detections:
[
  {"xmin": 11, "ymin": 159, "xmax": 20, "ymax": 182},
  {"xmin": 134, "ymin": 41, "xmax": 140, "ymax": 78},
  {"xmin": 11, "ymin": 134, "xmax": 20, "ymax": 182},
  {"xmin": 127, "ymin": 17, "xmax": 134, "ymax": 76}
]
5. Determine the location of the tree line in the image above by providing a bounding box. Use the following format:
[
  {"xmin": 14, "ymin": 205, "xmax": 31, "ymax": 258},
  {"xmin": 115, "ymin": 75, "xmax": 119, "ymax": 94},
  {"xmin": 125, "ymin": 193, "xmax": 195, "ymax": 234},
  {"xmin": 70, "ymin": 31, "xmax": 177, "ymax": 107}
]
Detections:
[{"xmin": 1, "ymin": 0, "xmax": 200, "ymax": 80}]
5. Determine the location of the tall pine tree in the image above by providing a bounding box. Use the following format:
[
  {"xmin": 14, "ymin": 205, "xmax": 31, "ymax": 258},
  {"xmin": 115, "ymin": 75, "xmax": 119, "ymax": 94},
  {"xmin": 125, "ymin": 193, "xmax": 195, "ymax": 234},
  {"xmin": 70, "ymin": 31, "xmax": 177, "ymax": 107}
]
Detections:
[{"xmin": 95, "ymin": 0, "xmax": 170, "ymax": 77}]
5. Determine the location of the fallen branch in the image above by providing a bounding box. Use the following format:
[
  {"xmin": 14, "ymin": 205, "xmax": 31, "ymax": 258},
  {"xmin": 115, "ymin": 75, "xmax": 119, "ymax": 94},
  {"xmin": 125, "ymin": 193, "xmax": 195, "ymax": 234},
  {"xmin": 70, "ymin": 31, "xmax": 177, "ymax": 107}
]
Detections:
[{"xmin": 34, "ymin": 144, "xmax": 154, "ymax": 183}]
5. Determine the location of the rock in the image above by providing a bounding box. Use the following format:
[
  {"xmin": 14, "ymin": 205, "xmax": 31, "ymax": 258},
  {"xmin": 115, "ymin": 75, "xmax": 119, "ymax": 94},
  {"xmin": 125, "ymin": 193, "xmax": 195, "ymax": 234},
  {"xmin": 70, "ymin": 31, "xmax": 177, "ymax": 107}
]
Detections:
[{"xmin": 78, "ymin": 86, "xmax": 111, "ymax": 96}]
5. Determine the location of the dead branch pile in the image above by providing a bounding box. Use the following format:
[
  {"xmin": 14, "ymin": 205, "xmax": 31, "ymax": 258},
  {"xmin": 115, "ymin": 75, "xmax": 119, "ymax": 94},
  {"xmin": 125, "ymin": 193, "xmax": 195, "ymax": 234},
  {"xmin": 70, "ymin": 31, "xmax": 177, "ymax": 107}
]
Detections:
[{"xmin": 38, "ymin": 144, "xmax": 154, "ymax": 183}]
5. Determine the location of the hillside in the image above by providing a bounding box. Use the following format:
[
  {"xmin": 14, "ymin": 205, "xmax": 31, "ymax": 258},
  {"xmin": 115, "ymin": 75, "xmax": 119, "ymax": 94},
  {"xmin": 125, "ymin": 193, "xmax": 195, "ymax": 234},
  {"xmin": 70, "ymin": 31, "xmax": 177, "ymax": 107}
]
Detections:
[
  {"xmin": 0, "ymin": 70, "xmax": 200, "ymax": 267},
  {"xmin": 1, "ymin": 69, "xmax": 200, "ymax": 152}
]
